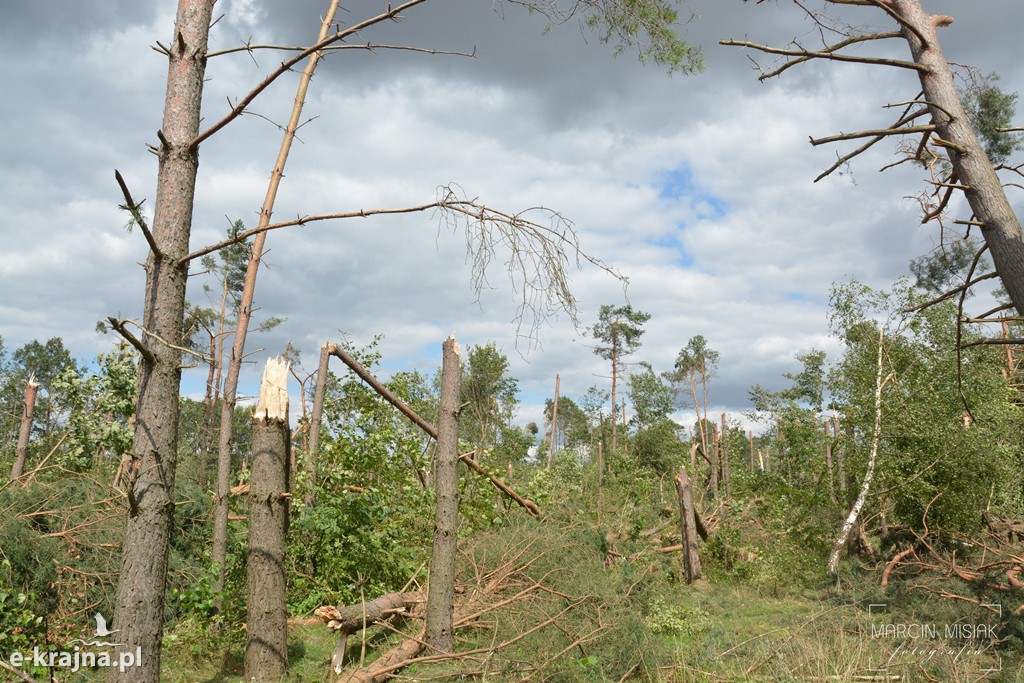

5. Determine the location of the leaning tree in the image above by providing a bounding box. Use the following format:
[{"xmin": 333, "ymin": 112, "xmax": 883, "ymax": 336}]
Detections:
[{"xmin": 724, "ymin": 0, "xmax": 1024, "ymax": 314}]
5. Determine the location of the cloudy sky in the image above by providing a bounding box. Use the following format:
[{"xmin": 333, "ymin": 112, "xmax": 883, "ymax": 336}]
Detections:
[{"xmin": 1, "ymin": 0, "xmax": 1022, "ymax": 431}]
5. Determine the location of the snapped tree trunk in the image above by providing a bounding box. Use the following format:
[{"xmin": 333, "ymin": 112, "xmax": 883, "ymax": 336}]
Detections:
[
  {"xmin": 245, "ymin": 357, "xmax": 291, "ymax": 680},
  {"xmin": 10, "ymin": 376, "xmax": 39, "ymax": 480},
  {"xmin": 425, "ymin": 335, "xmax": 461, "ymax": 653},
  {"xmin": 109, "ymin": 2, "xmax": 213, "ymax": 680},
  {"xmin": 211, "ymin": 1, "xmax": 340, "ymax": 602},
  {"xmin": 675, "ymin": 465, "xmax": 702, "ymax": 583}
]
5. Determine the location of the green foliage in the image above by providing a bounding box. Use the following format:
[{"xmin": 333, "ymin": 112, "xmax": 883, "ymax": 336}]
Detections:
[
  {"xmin": 591, "ymin": 304, "xmax": 651, "ymax": 363},
  {"xmin": 628, "ymin": 361, "xmax": 675, "ymax": 429},
  {"xmin": 960, "ymin": 73, "xmax": 1023, "ymax": 165},
  {"xmin": 288, "ymin": 337, "xmax": 434, "ymax": 610},
  {"xmin": 645, "ymin": 597, "xmax": 710, "ymax": 637},
  {"xmin": 632, "ymin": 418, "xmax": 685, "ymax": 472},
  {"xmin": 578, "ymin": 0, "xmax": 704, "ymax": 73},
  {"xmin": 50, "ymin": 344, "xmax": 136, "ymax": 471},
  {"xmin": 909, "ymin": 238, "xmax": 988, "ymax": 295},
  {"xmin": 0, "ymin": 577, "xmax": 45, "ymax": 653},
  {"xmin": 828, "ymin": 279, "xmax": 1024, "ymax": 532}
]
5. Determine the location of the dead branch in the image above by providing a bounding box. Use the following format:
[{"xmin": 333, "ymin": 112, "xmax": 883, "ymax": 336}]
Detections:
[
  {"xmin": 719, "ymin": 38, "xmax": 927, "ymax": 77},
  {"xmin": 881, "ymin": 546, "xmax": 916, "ymax": 591},
  {"xmin": 810, "ymin": 124, "xmax": 934, "ymax": 146},
  {"xmin": 191, "ymin": 0, "xmax": 430, "ymax": 148},
  {"xmin": 107, "ymin": 317, "xmax": 155, "ymax": 365},
  {"xmin": 114, "ymin": 170, "xmax": 161, "ymax": 259},
  {"xmin": 208, "ymin": 41, "xmax": 473, "ymax": 58}
]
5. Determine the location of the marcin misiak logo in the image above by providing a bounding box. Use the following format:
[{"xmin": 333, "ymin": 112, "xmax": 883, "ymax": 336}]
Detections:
[{"xmin": 3, "ymin": 611, "xmax": 142, "ymax": 674}]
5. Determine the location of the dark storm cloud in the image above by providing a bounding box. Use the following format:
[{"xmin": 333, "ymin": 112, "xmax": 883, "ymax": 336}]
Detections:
[{"xmin": 1, "ymin": 0, "xmax": 1022, "ymax": 428}]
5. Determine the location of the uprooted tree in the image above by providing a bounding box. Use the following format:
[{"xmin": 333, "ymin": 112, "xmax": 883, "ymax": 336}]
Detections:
[
  {"xmin": 107, "ymin": 1, "xmax": 704, "ymax": 679},
  {"xmin": 724, "ymin": 0, "xmax": 1024, "ymax": 314}
]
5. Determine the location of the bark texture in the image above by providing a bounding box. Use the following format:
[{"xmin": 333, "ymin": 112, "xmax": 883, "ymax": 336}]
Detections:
[
  {"xmin": 893, "ymin": 0, "xmax": 1024, "ymax": 312},
  {"xmin": 110, "ymin": 2, "xmax": 213, "ymax": 680},
  {"xmin": 10, "ymin": 376, "xmax": 39, "ymax": 480},
  {"xmin": 425, "ymin": 335, "xmax": 461, "ymax": 653},
  {"xmin": 245, "ymin": 357, "xmax": 291, "ymax": 680}
]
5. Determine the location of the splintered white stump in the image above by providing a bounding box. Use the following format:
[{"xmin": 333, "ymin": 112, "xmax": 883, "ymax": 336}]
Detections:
[{"xmin": 246, "ymin": 356, "xmax": 291, "ymax": 680}]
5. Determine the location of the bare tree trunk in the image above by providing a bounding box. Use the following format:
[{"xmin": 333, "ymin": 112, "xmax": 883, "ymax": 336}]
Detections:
[
  {"xmin": 305, "ymin": 341, "xmax": 332, "ymax": 507},
  {"xmin": 829, "ymin": 328, "xmax": 887, "ymax": 577},
  {"xmin": 610, "ymin": 336, "xmax": 619, "ymax": 452},
  {"xmin": 212, "ymin": 1, "xmax": 340, "ymax": 602},
  {"xmin": 10, "ymin": 376, "xmax": 39, "ymax": 480},
  {"xmin": 245, "ymin": 357, "xmax": 291, "ymax": 680},
  {"xmin": 838, "ymin": 417, "xmax": 849, "ymax": 495},
  {"xmin": 708, "ymin": 423, "xmax": 719, "ymax": 497},
  {"xmin": 596, "ymin": 441, "xmax": 603, "ymax": 521},
  {"xmin": 720, "ymin": 413, "xmax": 730, "ymax": 498},
  {"xmin": 546, "ymin": 373, "xmax": 559, "ymax": 469},
  {"xmin": 675, "ymin": 465, "xmax": 702, "ymax": 583},
  {"xmin": 748, "ymin": 429, "xmax": 755, "ymax": 472},
  {"xmin": 824, "ymin": 420, "xmax": 836, "ymax": 503},
  {"xmin": 198, "ymin": 330, "xmax": 216, "ymax": 489},
  {"xmin": 425, "ymin": 336, "xmax": 461, "ymax": 653},
  {"xmin": 109, "ymin": 3, "xmax": 214, "ymax": 680},
  {"xmin": 892, "ymin": 0, "xmax": 1024, "ymax": 314}
]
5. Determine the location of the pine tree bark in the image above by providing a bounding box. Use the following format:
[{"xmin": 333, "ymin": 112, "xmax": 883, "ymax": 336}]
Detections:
[
  {"xmin": 425, "ymin": 335, "xmax": 461, "ymax": 653},
  {"xmin": 245, "ymin": 357, "xmax": 291, "ymax": 680},
  {"xmin": 109, "ymin": 3, "xmax": 213, "ymax": 680},
  {"xmin": 10, "ymin": 376, "xmax": 39, "ymax": 480},
  {"xmin": 892, "ymin": 0, "xmax": 1024, "ymax": 314}
]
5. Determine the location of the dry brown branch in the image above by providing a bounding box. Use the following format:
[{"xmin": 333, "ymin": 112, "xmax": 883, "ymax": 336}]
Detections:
[
  {"xmin": 208, "ymin": 41, "xmax": 473, "ymax": 59},
  {"xmin": 191, "ymin": 0, "xmax": 430, "ymax": 148},
  {"xmin": 810, "ymin": 124, "xmax": 934, "ymax": 146},
  {"xmin": 114, "ymin": 170, "xmax": 161, "ymax": 258},
  {"xmin": 719, "ymin": 38, "xmax": 926, "ymax": 76},
  {"xmin": 881, "ymin": 546, "xmax": 916, "ymax": 591}
]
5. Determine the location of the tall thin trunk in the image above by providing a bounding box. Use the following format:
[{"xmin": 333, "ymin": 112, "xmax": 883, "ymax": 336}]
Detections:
[
  {"xmin": 610, "ymin": 336, "xmax": 619, "ymax": 452},
  {"xmin": 245, "ymin": 357, "xmax": 291, "ymax": 680},
  {"xmin": 111, "ymin": 2, "xmax": 214, "ymax": 680},
  {"xmin": 824, "ymin": 420, "xmax": 836, "ymax": 503},
  {"xmin": 304, "ymin": 341, "xmax": 332, "ymax": 507},
  {"xmin": 748, "ymin": 429, "xmax": 754, "ymax": 471},
  {"xmin": 212, "ymin": 1, "xmax": 340, "ymax": 601},
  {"xmin": 198, "ymin": 330, "xmax": 216, "ymax": 489},
  {"xmin": 720, "ymin": 413, "xmax": 730, "ymax": 498},
  {"xmin": 546, "ymin": 373, "xmax": 559, "ymax": 469},
  {"xmin": 425, "ymin": 336, "xmax": 461, "ymax": 653},
  {"xmin": 894, "ymin": 0, "xmax": 1024, "ymax": 314},
  {"xmin": 829, "ymin": 328, "xmax": 887, "ymax": 577},
  {"xmin": 10, "ymin": 376, "xmax": 39, "ymax": 480}
]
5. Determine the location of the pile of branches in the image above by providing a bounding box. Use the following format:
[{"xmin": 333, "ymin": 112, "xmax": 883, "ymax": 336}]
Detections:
[
  {"xmin": 878, "ymin": 513, "xmax": 1024, "ymax": 615},
  {"xmin": 315, "ymin": 533, "xmax": 616, "ymax": 681}
]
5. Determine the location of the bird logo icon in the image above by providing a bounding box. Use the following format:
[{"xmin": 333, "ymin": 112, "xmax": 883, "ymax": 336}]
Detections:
[{"xmin": 67, "ymin": 612, "xmax": 123, "ymax": 648}]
